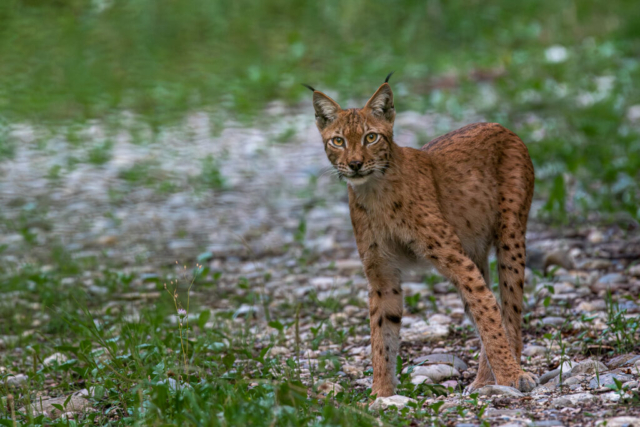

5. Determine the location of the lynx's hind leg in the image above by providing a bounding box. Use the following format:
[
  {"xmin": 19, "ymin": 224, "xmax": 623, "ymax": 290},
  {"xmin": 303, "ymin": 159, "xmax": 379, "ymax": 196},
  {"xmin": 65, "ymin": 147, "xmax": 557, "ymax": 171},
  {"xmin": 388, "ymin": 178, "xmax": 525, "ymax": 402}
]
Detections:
[{"xmin": 465, "ymin": 254, "xmax": 495, "ymax": 392}]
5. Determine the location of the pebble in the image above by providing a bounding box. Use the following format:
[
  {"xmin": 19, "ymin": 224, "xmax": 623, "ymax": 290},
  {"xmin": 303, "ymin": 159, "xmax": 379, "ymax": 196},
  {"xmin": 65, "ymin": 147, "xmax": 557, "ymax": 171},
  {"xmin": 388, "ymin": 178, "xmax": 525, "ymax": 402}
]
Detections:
[
  {"xmin": 401, "ymin": 321, "xmax": 449, "ymax": 342},
  {"xmin": 595, "ymin": 273, "xmax": 626, "ymax": 286},
  {"xmin": 589, "ymin": 373, "xmax": 633, "ymax": 389},
  {"xmin": 411, "ymin": 353, "xmax": 468, "ymax": 371},
  {"xmin": 540, "ymin": 361, "xmax": 576, "ymax": 384},
  {"xmin": 369, "ymin": 395, "xmax": 416, "ymax": 411},
  {"xmin": 522, "ymin": 345, "xmax": 547, "ymax": 357},
  {"xmin": 428, "ymin": 314, "xmax": 452, "ymax": 325},
  {"xmin": 540, "ymin": 316, "xmax": 566, "ymax": 327},
  {"xmin": 408, "ymin": 364, "xmax": 460, "ymax": 382},
  {"xmin": 475, "ymin": 385, "xmax": 524, "ymax": 398},
  {"xmin": 563, "ymin": 392, "xmax": 597, "ymax": 405},
  {"xmin": 5, "ymin": 374, "xmax": 28, "ymax": 387},
  {"xmin": 410, "ymin": 375, "xmax": 432, "ymax": 385},
  {"xmin": 629, "ymin": 265, "xmax": 640, "ymax": 277},
  {"xmin": 18, "ymin": 392, "xmax": 90, "ymax": 419},
  {"xmin": 551, "ymin": 397, "xmax": 573, "ymax": 407},
  {"xmin": 569, "ymin": 359, "xmax": 608, "ymax": 376},
  {"xmin": 43, "ymin": 352, "xmax": 68, "ymax": 366}
]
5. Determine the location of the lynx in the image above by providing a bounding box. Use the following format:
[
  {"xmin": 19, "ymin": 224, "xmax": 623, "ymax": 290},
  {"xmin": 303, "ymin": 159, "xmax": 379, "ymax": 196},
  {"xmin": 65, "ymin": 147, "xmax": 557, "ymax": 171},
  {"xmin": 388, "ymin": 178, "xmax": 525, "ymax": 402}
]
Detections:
[{"xmin": 306, "ymin": 75, "xmax": 538, "ymax": 397}]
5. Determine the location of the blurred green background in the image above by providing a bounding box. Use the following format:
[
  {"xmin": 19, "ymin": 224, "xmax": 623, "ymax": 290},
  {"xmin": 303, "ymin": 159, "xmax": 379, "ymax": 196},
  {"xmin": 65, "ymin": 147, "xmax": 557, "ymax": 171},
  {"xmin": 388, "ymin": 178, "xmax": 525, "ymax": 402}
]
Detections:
[{"xmin": 1, "ymin": 0, "xmax": 639, "ymax": 220}]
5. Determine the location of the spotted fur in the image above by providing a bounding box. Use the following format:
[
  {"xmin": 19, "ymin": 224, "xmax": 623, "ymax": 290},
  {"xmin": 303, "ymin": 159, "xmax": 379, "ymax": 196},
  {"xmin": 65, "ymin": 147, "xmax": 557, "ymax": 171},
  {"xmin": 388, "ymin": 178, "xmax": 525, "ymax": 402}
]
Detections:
[{"xmin": 308, "ymin": 80, "xmax": 538, "ymax": 397}]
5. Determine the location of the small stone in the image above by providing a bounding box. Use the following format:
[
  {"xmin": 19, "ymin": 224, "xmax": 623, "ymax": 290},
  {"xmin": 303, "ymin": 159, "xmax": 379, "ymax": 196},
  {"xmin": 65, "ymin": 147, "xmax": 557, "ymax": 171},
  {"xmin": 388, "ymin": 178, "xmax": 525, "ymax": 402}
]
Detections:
[
  {"xmin": 19, "ymin": 394, "xmax": 90, "ymax": 419},
  {"xmin": 627, "ymin": 105, "xmax": 640, "ymax": 122},
  {"xmin": 587, "ymin": 230, "xmax": 605, "ymax": 244},
  {"xmin": 441, "ymin": 379, "xmax": 458, "ymax": 389},
  {"xmin": 334, "ymin": 259, "xmax": 362, "ymax": 274},
  {"xmin": 581, "ymin": 259, "xmax": 612, "ymax": 270},
  {"xmin": 342, "ymin": 364, "xmax": 363, "ymax": 378},
  {"xmin": 541, "ymin": 316, "xmax": 566, "ymax": 327},
  {"xmin": 540, "ymin": 361, "xmax": 576, "ymax": 384},
  {"xmin": 600, "ymin": 391, "xmax": 622, "ymax": 402},
  {"xmin": 629, "ymin": 265, "xmax": 640, "ymax": 277},
  {"xmin": 401, "ymin": 321, "xmax": 449, "ymax": 342},
  {"xmin": 369, "ymin": 395, "xmax": 416, "ymax": 411},
  {"xmin": 43, "ymin": 352, "xmax": 68, "ymax": 366},
  {"xmin": 269, "ymin": 346, "xmax": 289, "ymax": 356},
  {"xmin": 5, "ymin": 374, "xmax": 28, "ymax": 387},
  {"xmin": 410, "ymin": 375, "xmax": 432, "ymax": 385},
  {"xmin": 551, "ymin": 397, "xmax": 573, "ymax": 408},
  {"xmin": 408, "ymin": 364, "xmax": 460, "ymax": 382},
  {"xmin": 522, "ymin": 345, "xmax": 547, "ymax": 357},
  {"xmin": 564, "ymin": 392, "xmax": 596, "ymax": 405},
  {"xmin": 316, "ymin": 381, "xmax": 344, "ymax": 395},
  {"xmin": 598, "ymin": 417, "xmax": 640, "ymax": 427},
  {"xmin": 530, "ymin": 421, "xmax": 564, "ymax": 427},
  {"xmin": 427, "ymin": 314, "xmax": 452, "ymax": 325},
  {"xmin": 623, "ymin": 355, "xmax": 640, "ymax": 367},
  {"xmin": 411, "ymin": 353, "xmax": 468, "ymax": 371},
  {"xmin": 623, "ymin": 381, "xmax": 638, "ymax": 389},
  {"xmin": 597, "ymin": 273, "xmax": 627, "ymax": 285},
  {"xmin": 570, "ymin": 359, "xmax": 608, "ymax": 376},
  {"xmin": 589, "ymin": 373, "xmax": 633, "ymax": 389},
  {"xmin": 476, "ymin": 385, "xmax": 524, "ymax": 398},
  {"xmin": 561, "ymin": 376, "xmax": 583, "ymax": 386}
]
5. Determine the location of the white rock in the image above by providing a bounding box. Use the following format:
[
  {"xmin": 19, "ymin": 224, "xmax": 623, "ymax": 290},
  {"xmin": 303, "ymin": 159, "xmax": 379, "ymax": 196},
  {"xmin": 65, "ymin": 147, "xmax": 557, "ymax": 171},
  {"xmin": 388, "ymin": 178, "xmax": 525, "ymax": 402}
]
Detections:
[
  {"xmin": 587, "ymin": 230, "xmax": 605, "ymax": 244},
  {"xmin": 545, "ymin": 45, "xmax": 568, "ymax": 63},
  {"xmin": 427, "ymin": 314, "xmax": 452, "ymax": 325},
  {"xmin": 569, "ymin": 359, "xmax": 608, "ymax": 376},
  {"xmin": 43, "ymin": 352, "xmax": 68, "ymax": 366},
  {"xmin": 627, "ymin": 105, "xmax": 640, "ymax": 122},
  {"xmin": 410, "ymin": 375, "xmax": 432, "ymax": 385},
  {"xmin": 564, "ymin": 392, "xmax": 597, "ymax": 405},
  {"xmin": 476, "ymin": 385, "xmax": 524, "ymax": 397},
  {"xmin": 5, "ymin": 374, "xmax": 28, "ymax": 387},
  {"xmin": 401, "ymin": 321, "xmax": 449, "ymax": 342},
  {"xmin": 600, "ymin": 391, "xmax": 622, "ymax": 402},
  {"xmin": 370, "ymin": 395, "xmax": 416, "ymax": 411},
  {"xmin": 268, "ymin": 346, "xmax": 289, "ymax": 356},
  {"xmin": 522, "ymin": 345, "xmax": 547, "ymax": 357},
  {"xmin": 409, "ymin": 364, "xmax": 460, "ymax": 382}
]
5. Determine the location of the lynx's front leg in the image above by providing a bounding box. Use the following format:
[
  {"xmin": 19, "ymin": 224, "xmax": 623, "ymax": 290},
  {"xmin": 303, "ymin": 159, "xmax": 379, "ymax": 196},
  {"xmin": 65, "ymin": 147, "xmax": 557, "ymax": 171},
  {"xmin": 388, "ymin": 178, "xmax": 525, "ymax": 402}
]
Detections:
[{"xmin": 363, "ymin": 253, "xmax": 403, "ymax": 397}]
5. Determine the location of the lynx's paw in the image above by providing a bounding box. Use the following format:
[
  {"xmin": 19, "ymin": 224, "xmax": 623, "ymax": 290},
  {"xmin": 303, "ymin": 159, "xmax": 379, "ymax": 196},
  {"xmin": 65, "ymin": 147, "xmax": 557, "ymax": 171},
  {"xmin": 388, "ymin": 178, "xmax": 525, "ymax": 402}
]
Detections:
[
  {"xmin": 371, "ymin": 383, "xmax": 396, "ymax": 398},
  {"xmin": 463, "ymin": 379, "xmax": 494, "ymax": 395},
  {"xmin": 510, "ymin": 372, "xmax": 538, "ymax": 392}
]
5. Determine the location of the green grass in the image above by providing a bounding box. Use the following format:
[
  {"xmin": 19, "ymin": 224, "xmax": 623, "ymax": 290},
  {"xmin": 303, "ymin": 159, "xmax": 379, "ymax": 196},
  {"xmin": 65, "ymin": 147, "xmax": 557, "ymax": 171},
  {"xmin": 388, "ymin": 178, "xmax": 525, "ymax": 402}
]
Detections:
[{"xmin": 0, "ymin": 256, "xmax": 457, "ymax": 426}]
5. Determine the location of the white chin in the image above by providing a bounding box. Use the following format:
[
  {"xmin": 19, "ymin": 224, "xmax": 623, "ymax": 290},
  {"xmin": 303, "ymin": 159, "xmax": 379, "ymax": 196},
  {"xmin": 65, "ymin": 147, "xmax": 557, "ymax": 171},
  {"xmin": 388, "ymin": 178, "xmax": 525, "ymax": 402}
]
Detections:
[{"xmin": 346, "ymin": 175, "xmax": 371, "ymax": 186}]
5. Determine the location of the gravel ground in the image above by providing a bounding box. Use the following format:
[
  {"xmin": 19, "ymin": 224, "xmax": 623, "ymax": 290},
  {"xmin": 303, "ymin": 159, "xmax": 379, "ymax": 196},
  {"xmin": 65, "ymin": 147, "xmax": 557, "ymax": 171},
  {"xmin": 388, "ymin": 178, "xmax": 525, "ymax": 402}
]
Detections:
[{"xmin": 1, "ymin": 106, "xmax": 639, "ymax": 426}]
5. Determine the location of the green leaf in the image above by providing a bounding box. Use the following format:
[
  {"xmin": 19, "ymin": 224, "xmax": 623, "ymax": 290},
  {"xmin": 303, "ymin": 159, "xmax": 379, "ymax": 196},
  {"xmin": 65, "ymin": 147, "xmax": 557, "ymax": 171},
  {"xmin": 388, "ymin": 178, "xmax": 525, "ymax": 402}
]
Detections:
[
  {"xmin": 197, "ymin": 251, "xmax": 213, "ymax": 262},
  {"xmin": 430, "ymin": 400, "xmax": 445, "ymax": 414},
  {"xmin": 268, "ymin": 320, "xmax": 284, "ymax": 332},
  {"xmin": 198, "ymin": 310, "xmax": 211, "ymax": 329},
  {"xmin": 222, "ymin": 353, "xmax": 236, "ymax": 369}
]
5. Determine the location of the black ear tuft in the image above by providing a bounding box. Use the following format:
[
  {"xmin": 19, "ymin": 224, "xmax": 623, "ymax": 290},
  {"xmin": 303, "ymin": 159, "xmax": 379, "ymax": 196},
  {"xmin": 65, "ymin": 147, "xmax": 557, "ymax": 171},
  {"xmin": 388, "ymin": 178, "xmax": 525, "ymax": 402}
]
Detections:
[
  {"xmin": 302, "ymin": 83, "xmax": 316, "ymax": 92},
  {"xmin": 385, "ymin": 71, "xmax": 395, "ymax": 83}
]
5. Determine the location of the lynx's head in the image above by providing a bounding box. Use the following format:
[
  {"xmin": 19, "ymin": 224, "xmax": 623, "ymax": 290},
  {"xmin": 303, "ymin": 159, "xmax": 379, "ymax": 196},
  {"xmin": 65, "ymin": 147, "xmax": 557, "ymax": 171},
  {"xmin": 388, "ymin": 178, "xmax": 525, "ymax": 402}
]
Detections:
[{"xmin": 306, "ymin": 75, "xmax": 396, "ymax": 186}]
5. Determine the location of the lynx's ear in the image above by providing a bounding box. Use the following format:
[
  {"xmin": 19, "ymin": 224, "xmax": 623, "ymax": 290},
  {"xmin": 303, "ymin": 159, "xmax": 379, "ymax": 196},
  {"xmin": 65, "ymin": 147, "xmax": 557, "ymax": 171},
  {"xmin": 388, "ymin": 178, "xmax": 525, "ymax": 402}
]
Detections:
[
  {"xmin": 308, "ymin": 88, "xmax": 342, "ymax": 130},
  {"xmin": 364, "ymin": 82, "xmax": 395, "ymax": 123}
]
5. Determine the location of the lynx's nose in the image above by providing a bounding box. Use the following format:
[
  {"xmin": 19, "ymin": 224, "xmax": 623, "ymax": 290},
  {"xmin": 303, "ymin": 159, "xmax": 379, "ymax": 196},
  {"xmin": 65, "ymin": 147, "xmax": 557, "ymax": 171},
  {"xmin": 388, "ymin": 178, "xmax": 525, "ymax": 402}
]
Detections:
[{"xmin": 349, "ymin": 160, "xmax": 363, "ymax": 171}]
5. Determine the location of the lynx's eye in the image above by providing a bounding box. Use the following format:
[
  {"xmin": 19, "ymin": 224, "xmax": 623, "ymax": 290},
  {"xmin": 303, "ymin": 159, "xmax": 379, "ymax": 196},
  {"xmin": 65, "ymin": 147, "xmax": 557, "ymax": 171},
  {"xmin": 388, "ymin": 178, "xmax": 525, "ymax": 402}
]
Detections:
[
  {"xmin": 332, "ymin": 137, "xmax": 345, "ymax": 147},
  {"xmin": 365, "ymin": 133, "xmax": 378, "ymax": 143}
]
